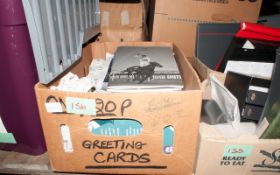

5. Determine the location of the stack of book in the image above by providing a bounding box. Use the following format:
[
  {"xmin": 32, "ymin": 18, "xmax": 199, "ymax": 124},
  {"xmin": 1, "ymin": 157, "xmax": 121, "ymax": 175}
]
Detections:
[{"xmin": 107, "ymin": 46, "xmax": 183, "ymax": 92}]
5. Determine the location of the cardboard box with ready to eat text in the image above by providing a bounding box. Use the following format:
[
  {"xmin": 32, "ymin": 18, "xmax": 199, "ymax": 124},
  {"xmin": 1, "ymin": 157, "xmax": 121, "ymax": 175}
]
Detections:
[
  {"xmin": 35, "ymin": 42, "xmax": 202, "ymax": 174},
  {"xmin": 187, "ymin": 56, "xmax": 280, "ymax": 175},
  {"xmin": 99, "ymin": 1, "xmax": 147, "ymax": 42},
  {"xmin": 150, "ymin": 0, "xmax": 262, "ymax": 58}
]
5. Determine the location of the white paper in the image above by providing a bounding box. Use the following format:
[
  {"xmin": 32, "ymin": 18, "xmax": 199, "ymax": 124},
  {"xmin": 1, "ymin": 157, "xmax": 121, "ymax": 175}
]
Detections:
[
  {"xmin": 209, "ymin": 76, "xmax": 260, "ymax": 138},
  {"xmin": 87, "ymin": 53, "xmax": 114, "ymax": 91},
  {"xmin": 215, "ymin": 122, "xmax": 257, "ymax": 138},
  {"xmin": 51, "ymin": 53, "xmax": 114, "ymax": 92},
  {"xmin": 0, "ymin": 116, "xmax": 7, "ymax": 133},
  {"xmin": 224, "ymin": 61, "xmax": 274, "ymax": 79},
  {"xmin": 210, "ymin": 75, "xmax": 240, "ymax": 128},
  {"xmin": 249, "ymin": 85, "xmax": 269, "ymax": 93},
  {"xmin": 50, "ymin": 72, "xmax": 96, "ymax": 92},
  {"xmin": 45, "ymin": 102, "xmax": 63, "ymax": 113}
]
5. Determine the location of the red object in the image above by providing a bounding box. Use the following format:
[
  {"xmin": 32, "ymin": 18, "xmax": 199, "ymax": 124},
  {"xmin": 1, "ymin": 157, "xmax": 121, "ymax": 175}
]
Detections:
[
  {"xmin": 214, "ymin": 56, "xmax": 224, "ymax": 71},
  {"xmin": 236, "ymin": 22, "xmax": 280, "ymax": 42}
]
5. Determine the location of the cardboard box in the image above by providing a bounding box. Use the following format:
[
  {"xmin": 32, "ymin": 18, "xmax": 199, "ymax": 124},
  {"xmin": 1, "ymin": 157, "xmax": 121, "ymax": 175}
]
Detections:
[
  {"xmin": 98, "ymin": 27, "xmax": 145, "ymax": 42},
  {"xmin": 99, "ymin": 1, "xmax": 147, "ymax": 42},
  {"xmin": 196, "ymin": 123, "xmax": 280, "ymax": 175},
  {"xmin": 150, "ymin": 0, "xmax": 263, "ymax": 57},
  {"xmin": 35, "ymin": 42, "xmax": 202, "ymax": 174},
  {"xmin": 188, "ymin": 57, "xmax": 280, "ymax": 175}
]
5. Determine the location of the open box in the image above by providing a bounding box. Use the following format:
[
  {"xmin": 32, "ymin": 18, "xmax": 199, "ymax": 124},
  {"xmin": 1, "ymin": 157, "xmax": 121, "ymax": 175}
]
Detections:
[
  {"xmin": 34, "ymin": 42, "xmax": 202, "ymax": 175},
  {"xmin": 187, "ymin": 56, "xmax": 280, "ymax": 175}
]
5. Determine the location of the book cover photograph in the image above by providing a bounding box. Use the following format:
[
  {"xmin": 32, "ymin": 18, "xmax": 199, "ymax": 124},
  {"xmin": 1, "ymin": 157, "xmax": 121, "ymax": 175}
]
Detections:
[{"xmin": 108, "ymin": 46, "xmax": 183, "ymax": 91}]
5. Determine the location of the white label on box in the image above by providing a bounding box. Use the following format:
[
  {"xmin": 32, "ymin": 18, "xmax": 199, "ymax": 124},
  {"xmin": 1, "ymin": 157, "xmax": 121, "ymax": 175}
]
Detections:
[
  {"xmin": 66, "ymin": 97, "xmax": 96, "ymax": 115},
  {"xmin": 121, "ymin": 10, "xmax": 129, "ymax": 25},
  {"xmin": 45, "ymin": 102, "xmax": 63, "ymax": 113},
  {"xmin": 224, "ymin": 145, "xmax": 254, "ymax": 157},
  {"xmin": 249, "ymin": 85, "xmax": 269, "ymax": 93},
  {"xmin": 102, "ymin": 11, "xmax": 110, "ymax": 26},
  {"xmin": 225, "ymin": 61, "xmax": 274, "ymax": 79}
]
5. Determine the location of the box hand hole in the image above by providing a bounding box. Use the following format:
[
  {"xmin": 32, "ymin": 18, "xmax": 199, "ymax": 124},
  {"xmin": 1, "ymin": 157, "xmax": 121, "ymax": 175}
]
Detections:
[
  {"xmin": 163, "ymin": 125, "xmax": 174, "ymax": 154},
  {"xmin": 88, "ymin": 119, "xmax": 142, "ymax": 137},
  {"xmin": 60, "ymin": 124, "xmax": 73, "ymax": 153}
]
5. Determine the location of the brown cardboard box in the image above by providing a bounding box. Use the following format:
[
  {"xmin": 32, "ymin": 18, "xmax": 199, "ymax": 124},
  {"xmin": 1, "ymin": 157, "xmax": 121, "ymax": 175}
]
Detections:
[
  {"xmin": 98, "ymin": 27, "xmax": 145, "ymax": 42},
  {"xmin": 188, "ymin": 57, "xmax": 280, "ymax": 175},
  {"xmin": 35, "ymin": 42, "xmax": 202, "ymax": 174},
  {"xmin": 196, "ymin": 123, "xmax": 280, "ymax": 175},
  {"xmin": 151, "ymin": 0, "xmax": 263, "ymax": 58},
  {"xmin": 99, "ymin": 1, "xmax": 147, "ymax": 41}
]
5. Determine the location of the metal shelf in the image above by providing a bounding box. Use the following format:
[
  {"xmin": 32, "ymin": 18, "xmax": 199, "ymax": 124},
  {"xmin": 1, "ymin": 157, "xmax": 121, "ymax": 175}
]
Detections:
[{"xmin": 22, "ymin": 0, "xmax": 100, "ymax": 84}]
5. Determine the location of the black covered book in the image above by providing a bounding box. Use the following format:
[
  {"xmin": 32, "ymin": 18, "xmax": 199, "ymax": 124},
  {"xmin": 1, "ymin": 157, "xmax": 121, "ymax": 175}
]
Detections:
[
  {"xmin": 107, "ymin": 46, "xmax": 183, "ymax": 92},
  {"xmin": 196, "ymin": 23, "xmax": 240, "ymax": 70},
  {"xmin": 217, "ymin": 37, "xmax": 278, "ymax": 72}
]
